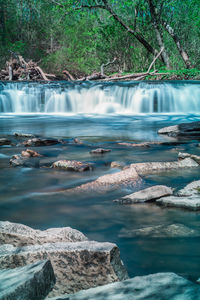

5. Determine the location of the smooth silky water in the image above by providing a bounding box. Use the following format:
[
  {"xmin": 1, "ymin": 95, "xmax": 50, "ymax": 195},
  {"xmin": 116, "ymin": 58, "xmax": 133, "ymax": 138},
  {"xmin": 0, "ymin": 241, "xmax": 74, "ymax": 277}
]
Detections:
[{"xmin": 0, "ymin": 81, "xmax": 200, "ymax": 280}]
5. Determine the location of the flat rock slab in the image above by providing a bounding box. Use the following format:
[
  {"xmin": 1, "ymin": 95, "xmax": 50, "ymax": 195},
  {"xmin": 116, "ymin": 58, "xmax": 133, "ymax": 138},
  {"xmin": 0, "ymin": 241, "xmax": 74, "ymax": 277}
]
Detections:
[
  {"xmin": 0, "ymin": 260, "xmax": 55, "ymax": 300},
  {"xmin": 157, "ymin": 180, "xmax": 200, "ymax": 210},
  {"xmin": 177, "ymin": 180, "xmax": 200, "ymax": 196},
  {"xmin": 114, "ymin": 185, "xmax": 173, "ymax": 204},
  {"xmin": 0, "ymin": 241, "xmax": 128, "ymax": 297},
  {"xmin": 52, "ymin": 160, "xmax": 92, "ymax": 172},
  {"xmin": 14, "ymin": 132, "xmax": 35, "ymax": 138},
  {"xmin": 129, "ymin": 157, "xmax": 199, "ymax": 175},
  {"xmin": 157, "ymin": 196, "xmax": 200, "ymax": 210},
  {"xmin": 0, "ymin": 221, "xmax": 87, "ymax": 247},
  {"xmin": 119, "ymin": 224, "xmax": 200, "ymax": 238},
  {"xmin": 178, "ymin": 152, "xmax": 200, "ymax": 164},
  {"xmin": 158, "ymin": 121, "xmax": 200, "ymax": 137},
  {"xmin": 47, "ymin": 272, "xmax": 200, "ymax": 300}
]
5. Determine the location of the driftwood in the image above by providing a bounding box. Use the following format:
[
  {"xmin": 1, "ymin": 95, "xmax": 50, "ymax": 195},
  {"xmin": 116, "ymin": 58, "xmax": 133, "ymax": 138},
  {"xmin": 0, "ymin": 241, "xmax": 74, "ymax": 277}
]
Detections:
[{"xmin": 0, "ymin": 55, "xmax": 58, "ymax": 81}]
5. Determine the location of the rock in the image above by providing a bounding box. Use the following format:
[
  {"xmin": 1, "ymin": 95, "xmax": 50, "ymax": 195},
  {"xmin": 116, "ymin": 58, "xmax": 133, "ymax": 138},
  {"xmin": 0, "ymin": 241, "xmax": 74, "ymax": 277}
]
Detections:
[
  {"xmin": 0, "ymin": 138, "xmax": 11, "ymax": 146},
  {"xmin": 73, "ymin": 138, "xmax": 83, "ymax": 144},
  {"xmin": 0, "ymin": 221, "xmax": 87, "ymax": 247},
  {"xmin": 47, "ymin": 272, "xmax": 200, "ymax": 300},
  {"xmin": 52, "ymin": 160, "xmax": 93, "ymax": 172},
  {"xmin": 0, "ymin": 260, "xmax": 55, "ymax": 300},
  {"xmin": 114, "ymin": 185, "xmax": 173, "ymax": 204},
  {"xmin": 110, "ymin": 161, "xmax": 125, "ymax": 169},
  {"xmin": 177, "ymin": 180, "xmax": 200, "ymax": 196},
  {"xmin": 23, "ymin": 138, "xmax": 60, "ymax": 147},
  {"xmin": 117, "ymin": 142, "xmax": 150, "ymax": 148},
  {"xmin": 21, "ymin": 148, "xmax": 42, "ymax": 158},
  {"xmin": 90, "ymin": 148, "xmax": 111, "ymax": 155},
  {"xmin": 14, "ymin": 132, "xmax": 35, "ymax": 138},
  {"xmin": 129, "ymin": 157, "xmax": 199, "ymax": 175},
  {"xmin": 96, "ymin": 168, "xmax": 139, "ymax": 185},
  {"xmin": 119, "ymin": 224, "xmax": 200, "ymax": 238},
  {"xmin": 158, "ymin": 121, "xmax": 200, "ymax": 137},
  {"xmin": 0, "ymin": 241, "xmax": 128, "ymax": 297},
  {"xmin": 9, "ymin": 154, "xmax": 39, "ymax": 168},
  {"xmin": 157, "ymin": 180, "xmax": 200, "ymax": 210},
  {"xmin": 178, "ymin": 152, "xmax": 200, "ymax": 164}
]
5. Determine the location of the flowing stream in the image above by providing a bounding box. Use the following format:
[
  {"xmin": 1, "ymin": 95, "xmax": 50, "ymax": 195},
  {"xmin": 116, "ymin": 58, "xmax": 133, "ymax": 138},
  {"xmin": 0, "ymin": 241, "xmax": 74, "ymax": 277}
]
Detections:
[{"xmin": 0, "ymin": 80, "xmax": 200, "ymax": 280}]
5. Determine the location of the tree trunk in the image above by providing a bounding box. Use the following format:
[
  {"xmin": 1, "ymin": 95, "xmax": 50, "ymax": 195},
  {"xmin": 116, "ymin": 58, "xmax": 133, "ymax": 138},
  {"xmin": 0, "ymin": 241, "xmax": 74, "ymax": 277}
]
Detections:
[
  {"xmin": 147, "ymin": 0, "xmax": 171, "ymax": 69},
  {"xmin": 163, "ymin": 23, "xmax": 192, "ymax": 68}
]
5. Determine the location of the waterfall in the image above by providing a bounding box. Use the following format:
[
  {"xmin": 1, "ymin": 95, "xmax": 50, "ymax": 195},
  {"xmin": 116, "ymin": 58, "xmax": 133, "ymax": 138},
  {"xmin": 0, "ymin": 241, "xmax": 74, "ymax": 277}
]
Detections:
[{"xmin": 0, "ymin": 81, "xmax": 199, "ymax": 114}]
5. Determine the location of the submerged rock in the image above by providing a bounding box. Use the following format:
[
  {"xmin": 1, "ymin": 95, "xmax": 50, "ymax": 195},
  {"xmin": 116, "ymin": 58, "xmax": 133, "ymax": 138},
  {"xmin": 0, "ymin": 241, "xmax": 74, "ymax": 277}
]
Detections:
[
  {"xmin": 52, "ymin": 160, "xmax": 93, "ymax": 172},
  {"xmin": 47, "ymin": 272, "xmax": 200, "ymax": 300},
  {"xmin": 119, "ymin": 224, "xmax": 200, "ymax": 238},
  {"xmin": 156, "ymin": 180, "xmax": 200, "ymax": 210},
  {"xmin": 21, "ymin": 148, "xmax": 42, "ymax": 158},
  {"xmin": 158, "ymin": 121, "xmax": 200, "ymax": 137},
  {"xmin": 90, "ymin": 148, "xmax": 111, "ymax": 155},
  {"xmin": 0, "ymin": 241, "xmax": 128, "ymax": 297},
  {"xmin": 9, "ymin": 154, "xmax": 39, "ymax": 168},
  {"xmin": 117, "ymin": 142, "xmax": 150, "ymax": 148},
  {"xmin": 0, "ymin": 138, "xmax": 11, "ymax": 146},
  {"xmin": 0, "ymin": 221, "xmax": 87, "ymax": 247},
  {"xmin": 114, "ymin": 185, "xmax": 173, "ymax": 204},
  {"xmin": 0, "ymin": 260, "xmax": 55, "ymax": 300},
  {"xmin": 23, "ymin": 138, "xmax": 61, "ymax": 147},
  {"xmin": 73, "ymin": 138, "xmax": 83, "ymax": 144}
]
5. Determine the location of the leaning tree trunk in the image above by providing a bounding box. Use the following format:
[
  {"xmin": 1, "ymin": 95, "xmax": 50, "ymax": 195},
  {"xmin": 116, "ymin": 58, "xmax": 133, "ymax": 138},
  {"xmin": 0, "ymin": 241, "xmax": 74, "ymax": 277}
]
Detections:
[
  {"xmin": 163, "ymin": 23, "xmax": 192, "ymax": 68},
  {"xmin": 147, "ymin": 0, "xmax": 171, "ymax": 69}
]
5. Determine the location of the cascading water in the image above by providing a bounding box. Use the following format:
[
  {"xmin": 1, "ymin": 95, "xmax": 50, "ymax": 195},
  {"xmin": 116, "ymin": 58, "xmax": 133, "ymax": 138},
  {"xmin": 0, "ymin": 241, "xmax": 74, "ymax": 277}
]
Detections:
[{"xmin": 0, "ymin": 81, "xmax": 200, "ymax": 114}]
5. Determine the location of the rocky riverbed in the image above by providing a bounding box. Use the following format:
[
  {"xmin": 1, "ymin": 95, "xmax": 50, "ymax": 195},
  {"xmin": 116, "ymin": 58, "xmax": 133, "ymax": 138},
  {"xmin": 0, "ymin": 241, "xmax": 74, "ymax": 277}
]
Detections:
[{"xmin": 1, "ymin": 115, "xmax": 200, "ymax": 298}]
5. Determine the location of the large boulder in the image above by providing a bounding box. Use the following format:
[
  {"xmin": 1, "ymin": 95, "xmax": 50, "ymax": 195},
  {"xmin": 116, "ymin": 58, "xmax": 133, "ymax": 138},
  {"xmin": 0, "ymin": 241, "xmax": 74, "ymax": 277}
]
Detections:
[
  {"xmin": 119, "ymin": 223, "xmax": 200, "ymax": 238},
  {"xmin": 0, "ymin": 260, "xmax": 55, "ymax": 300},
  {"xmin": 47, "ymin": 272, "xmax": 200, "ymax": 300},
  {"xmin": 0, "ymin": 241, "xmax": 128, "ymax": 297},
  {"xmin": 178, "ymin": 152, "xmax": 200, "ymax": 164},
  {"xmin": 158, "ymin": 121, "xmax": 200, "ymax": 137},
  {"xmin": 114, "ymin": 185, "xmax": 173, "ymax": 204},
  {"xmin": 0, "ymin": 221, "xmax": 87, "ymax": 247},
  {"xmin": 156, "ymin": 180, "xmax": 200, "ymax": 210}
]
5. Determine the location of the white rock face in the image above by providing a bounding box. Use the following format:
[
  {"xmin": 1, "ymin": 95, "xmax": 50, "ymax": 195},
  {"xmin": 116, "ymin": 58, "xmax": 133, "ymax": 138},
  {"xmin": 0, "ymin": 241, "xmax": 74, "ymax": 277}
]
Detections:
[
  {"xmin": 114, "ymin": 185, "xmax": 173, "ymax": 204},
  {"xmin": 0, "ymin": 241, "xmax": 128, "ymax": 297},
  {"xmin": 0, "ymin": 221, "xmax": 88, "ymax": 247},
  {"xmin": 47, "ymin": 272, "xmax": 200, "ymax": 300},
  {"xmin": 0, "ymin": 260, "xmax": 55, "ymax": 300}
]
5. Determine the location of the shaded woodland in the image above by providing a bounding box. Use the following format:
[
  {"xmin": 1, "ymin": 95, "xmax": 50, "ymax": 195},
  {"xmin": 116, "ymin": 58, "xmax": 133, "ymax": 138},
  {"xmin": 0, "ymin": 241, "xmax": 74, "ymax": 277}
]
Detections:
[{"xmin": 0, "ymin": 0, "xmax": 200, "ymax": 79}]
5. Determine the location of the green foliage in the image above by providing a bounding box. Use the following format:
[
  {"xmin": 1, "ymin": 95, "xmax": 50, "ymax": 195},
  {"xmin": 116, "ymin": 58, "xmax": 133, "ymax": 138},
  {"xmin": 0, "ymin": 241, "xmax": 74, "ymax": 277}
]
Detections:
[{"xmin": 0, "ymin": 0, "xmax": 199, "ymax": 75}]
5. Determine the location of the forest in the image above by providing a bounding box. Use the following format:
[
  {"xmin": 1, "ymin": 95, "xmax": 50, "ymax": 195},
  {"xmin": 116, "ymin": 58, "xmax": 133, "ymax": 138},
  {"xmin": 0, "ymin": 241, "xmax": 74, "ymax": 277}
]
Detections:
[{"xmin": 0, "ymin": 0, "xmax": 200, "ymax": 78}]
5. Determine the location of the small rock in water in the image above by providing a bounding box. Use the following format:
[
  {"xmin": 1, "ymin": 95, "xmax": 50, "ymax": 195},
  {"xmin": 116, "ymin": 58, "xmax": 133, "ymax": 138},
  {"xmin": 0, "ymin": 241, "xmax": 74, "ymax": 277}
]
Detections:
[
  {"xmin": 110, "ymin": 161, "xmax": 125, "ymax": 169},
  {"xmin": 52, "ymin": 160, "xmax": 93, "ymax": 172},
  {"xmin": 90, "ymin": 148, "xmax": 111, "ymax": 155},
  {"xmin": 0, "ymin": 138, "xmax": 11, "ymax": 146},
  {"xmin": 73, "ymin": 138, "xmax": 83, "ymax": 144},
  {"xmin": 117, "ymin": 142, "xmax": 150, "ymax": 148},
  {"xmin": 23, "ymin": 138, "xmax": 60, "ymax": 147},
  {"xmin": 21, "ymin": 148, "xmax": 42, "ymax": 158},
  {"xmin": 14, "ymin": 132, "xmax": 35, "ymax": 138},
  {"xmin": 114, "ymin": 185, "xmax": 173, "ymax": 204},
  {"xmin": 119, "ymin": 223, "xmax": 200, "ymax": 238},
  {"xmin": 0, "ymin": 260, "xmax": 55, "ymax": 300}
]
